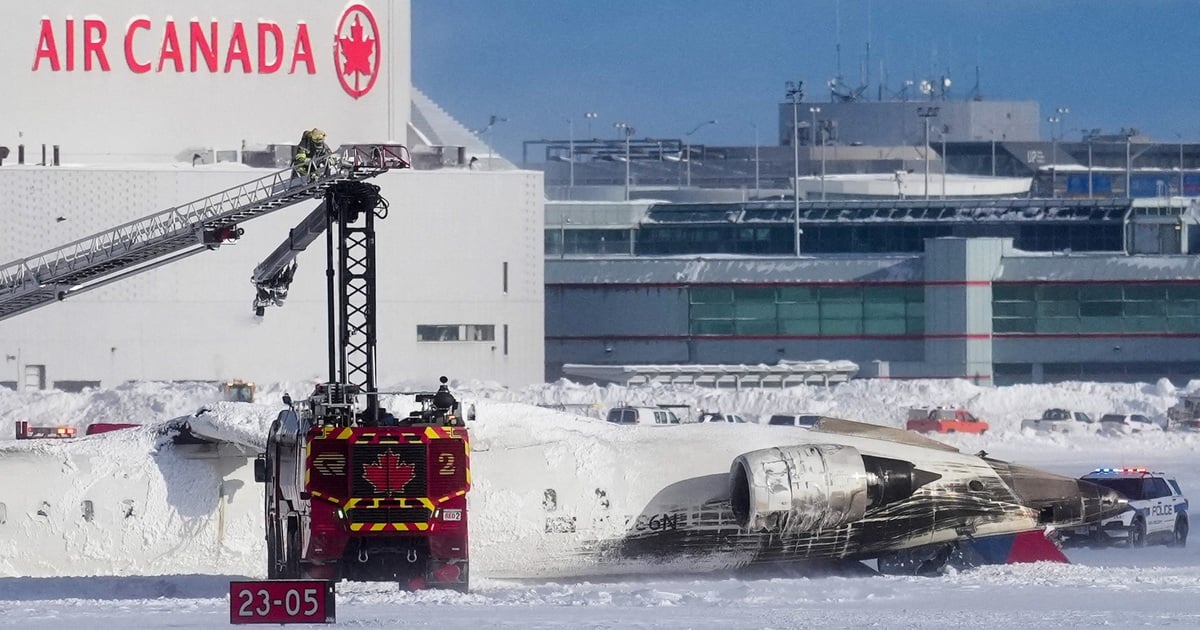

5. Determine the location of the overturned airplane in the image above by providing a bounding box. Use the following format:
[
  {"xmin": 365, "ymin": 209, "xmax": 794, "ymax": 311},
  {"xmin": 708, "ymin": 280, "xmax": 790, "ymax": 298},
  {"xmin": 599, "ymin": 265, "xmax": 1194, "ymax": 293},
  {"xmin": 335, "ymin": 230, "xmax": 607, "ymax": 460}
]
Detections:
[
  {"xmin": 466, "ymin": 413, "xmax": 1126, "ymax": 578},
  {"xmin": 0, "ymin": 404, "xmax": 1125, "ymax": 580}
]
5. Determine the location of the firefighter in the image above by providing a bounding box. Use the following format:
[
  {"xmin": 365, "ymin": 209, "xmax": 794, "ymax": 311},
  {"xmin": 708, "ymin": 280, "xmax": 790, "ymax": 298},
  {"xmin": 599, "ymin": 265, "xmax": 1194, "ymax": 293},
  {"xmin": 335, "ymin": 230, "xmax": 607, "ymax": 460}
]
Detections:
[
  {"xmin": 292, "ymin": 128, "xmax": 330, "ymax": 180},
  {"xmin": 291, "ymin": 149, "xmax": 313, "ymax": 180},
  {"xmin": 299, "ymin": 127, "xmax": 330, "ymax": 160}
]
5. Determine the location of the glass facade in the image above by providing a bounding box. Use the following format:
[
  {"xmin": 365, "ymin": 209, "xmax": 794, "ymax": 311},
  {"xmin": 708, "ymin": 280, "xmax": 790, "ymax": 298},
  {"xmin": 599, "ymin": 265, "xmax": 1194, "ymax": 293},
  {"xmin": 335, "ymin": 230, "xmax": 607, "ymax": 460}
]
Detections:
[
  {"xmin": 545, "ymin": 229, "xmax": 632, "ymax": 256},
  {"xmin": 993, "ymin": 283, "xmax": 1200, "ymax": 334},
  {"xmin": 689, "ymin": 285, "xmax": 924, "ymax": 336},
  {"xmin": 634, "ymin": 222, "xmax": 1124, "ymax": 255},
  {"xmin": 548, "ymin": 200, "xmax": 1134, "ymax": 256}
]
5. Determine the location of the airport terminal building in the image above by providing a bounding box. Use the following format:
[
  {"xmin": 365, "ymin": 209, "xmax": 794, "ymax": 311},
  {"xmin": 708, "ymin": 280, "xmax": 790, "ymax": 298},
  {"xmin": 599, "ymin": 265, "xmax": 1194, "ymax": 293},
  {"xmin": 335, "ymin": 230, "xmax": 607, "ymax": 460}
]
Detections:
[
  {"xmin": 546, "ymin": 197, "xmax": 1200, "ymax": 386},
  {"xmin": 0, "ymin": 1, "xmax": 544, "ymax": 390}
]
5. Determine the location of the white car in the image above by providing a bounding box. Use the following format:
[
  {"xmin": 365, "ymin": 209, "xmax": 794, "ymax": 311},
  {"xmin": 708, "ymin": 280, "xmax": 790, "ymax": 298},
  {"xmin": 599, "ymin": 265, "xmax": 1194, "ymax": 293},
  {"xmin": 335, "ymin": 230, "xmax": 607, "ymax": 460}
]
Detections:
[
  {"xmin": 766, "ymin": 414, "xmax": 823, "ymax": 428},
  {"xmin": 697, "ymin": 412, "xmax": 748, "ymax": 424},
  {"xmin": 1064, "ymin": 468, "xmax": 1188, "ymax": 547},
  {"xmin": 1020, "ymin": 408, "xmax": 1096, "ymax": 434},
  {"xmin": 1098, "ymin": 413, "xmax": 1167, "ymax": 434},
  {"xmin": 605, "ymin": 406, "xmax": 681, "ymax": 425}
]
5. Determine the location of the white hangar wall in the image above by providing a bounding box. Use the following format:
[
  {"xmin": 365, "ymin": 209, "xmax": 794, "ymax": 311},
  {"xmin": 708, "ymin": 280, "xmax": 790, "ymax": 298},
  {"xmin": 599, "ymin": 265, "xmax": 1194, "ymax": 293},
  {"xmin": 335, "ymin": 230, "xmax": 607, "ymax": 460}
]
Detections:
[
  {"xmin": 1, "ymin": 1, "xmax": 412, "ymax": 163},
  {"xmin": 0, "ymin": 165, "xmax": 545, "ymax": 388}
]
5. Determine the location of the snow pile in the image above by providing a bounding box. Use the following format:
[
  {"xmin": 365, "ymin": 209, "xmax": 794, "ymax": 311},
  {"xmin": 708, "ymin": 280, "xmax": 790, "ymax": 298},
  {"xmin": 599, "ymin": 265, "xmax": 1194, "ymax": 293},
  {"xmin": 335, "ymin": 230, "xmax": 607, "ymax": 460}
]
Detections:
[
  {"xmin": 0, "ymin": 377, "xmax": 1199, "ymax": 580},
  {"xmin": 1, "ymin": 377, "xmax": 1200, "ymax": 628}
]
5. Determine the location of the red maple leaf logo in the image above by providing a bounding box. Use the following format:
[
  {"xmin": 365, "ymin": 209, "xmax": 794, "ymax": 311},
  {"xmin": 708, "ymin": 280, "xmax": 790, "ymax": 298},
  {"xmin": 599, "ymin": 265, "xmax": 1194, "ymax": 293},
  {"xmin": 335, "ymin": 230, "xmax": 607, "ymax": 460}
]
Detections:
[
  {"xmin": 363, "ymin": 451, "xmax": 415, "ymax": 494},
  {"xmin": 334, "ymin": 6, "xmax": 381, "ymax": 99}
]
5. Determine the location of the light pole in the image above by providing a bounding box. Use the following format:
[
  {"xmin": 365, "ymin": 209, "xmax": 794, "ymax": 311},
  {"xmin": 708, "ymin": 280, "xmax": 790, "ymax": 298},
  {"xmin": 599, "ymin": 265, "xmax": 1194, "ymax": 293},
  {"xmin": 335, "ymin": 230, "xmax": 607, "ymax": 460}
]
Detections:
[
  {"xmin": 1087, "ymin": 135, "xmax": 1094, "ymax": 198},
  {"xmin": 786, "ymin": 80, "xmax": 804, "ymax": 255},
  {"xmin": 751, "ymin": 123, "xmax": 760, "ymax": 197},
  {"xmin": 684, "ymin": 119, "xmax": 717, "ymax": 187},
  {"xmin": 1176, "ymin": 132, "xmax": 1185, "ymax": 196},
  {"xmin": 917, "ymin": 107, "xmax": 939, "ymax": 200},
  {"xmin": 1047, "ymin": 116, "xmax": 1059, "ymax": 196},
  {"xmin": 1050, "ymin": 107, "xmax": 1069, "ymax": 197},
  {"xmin": 940, "ymin": 127, "xmax": 947, "ymax": 200},
  {"xmin": 584, "ymin": 112, "xmax": 598, "ymax": 139},
  {"xmin": 1126, "ymin": 133, "xmax": 1133, "ymax": 198},
  {"xmin": 565, "ymin": 116, "xmax": 575, "ymax": 189},
  {"xmin": 614, "ymin": 122, "xmax": 634, "ymax": 201},
  {"xmin": 481, "ymin": 114, "xmax": 507, "ymax": 169},
  {"xmin": 984, "ymin": 126, "xmax": 997, "ymax": 177},
  {"xmin": 809, "ymin": 107, "xmax": 822, "ymax": 200}
]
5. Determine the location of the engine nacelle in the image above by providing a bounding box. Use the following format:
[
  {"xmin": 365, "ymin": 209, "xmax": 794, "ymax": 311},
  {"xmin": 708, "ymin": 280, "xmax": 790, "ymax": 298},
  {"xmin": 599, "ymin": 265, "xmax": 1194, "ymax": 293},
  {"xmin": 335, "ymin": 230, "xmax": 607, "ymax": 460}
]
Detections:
[{"xmin": 730, "ymin": 445, "xmax": 927, "ymax": 533}]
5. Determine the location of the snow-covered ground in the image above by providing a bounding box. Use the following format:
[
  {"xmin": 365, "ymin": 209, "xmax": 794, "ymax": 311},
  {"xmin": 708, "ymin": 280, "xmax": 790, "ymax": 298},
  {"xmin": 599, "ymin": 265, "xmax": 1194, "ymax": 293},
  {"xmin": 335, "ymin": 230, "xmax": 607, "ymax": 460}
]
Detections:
[{"xmin": 2, "ymin": 377, "xmax": 1200, "ymax": 628}]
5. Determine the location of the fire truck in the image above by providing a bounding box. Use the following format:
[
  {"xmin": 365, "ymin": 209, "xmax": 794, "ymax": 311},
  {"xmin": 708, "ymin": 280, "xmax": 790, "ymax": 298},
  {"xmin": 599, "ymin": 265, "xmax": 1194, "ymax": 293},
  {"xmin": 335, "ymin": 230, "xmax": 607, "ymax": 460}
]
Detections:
[
  {"xmin": 14, "ymin": 420, "xmax": 76, "ymax": 439},
  {"xmin": 0, "ymin": 143, "xmax": 470, "ymax": 590},
  {"xmin": 250, "ymin": 179, "xmax": 471, "ymax": 591}
]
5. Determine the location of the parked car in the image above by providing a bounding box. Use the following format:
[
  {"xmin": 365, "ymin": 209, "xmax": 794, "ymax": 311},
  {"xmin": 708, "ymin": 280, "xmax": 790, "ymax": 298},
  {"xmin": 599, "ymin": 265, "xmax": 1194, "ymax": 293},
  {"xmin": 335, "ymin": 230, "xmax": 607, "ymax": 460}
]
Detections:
[
  {"xmin": 1020, "ymin": 408, "xmax": 1096, "ymax": 434},
  {"xmin": 1062, "ymin": 467, "xmax": 1188, "ymax": 548},
  {"xmin": 697, "ymin": 411, "xmax": 749, "ymax": 424},
  {"xmin": 1098, "ymin": 413, "xmax": 1166, "ymax": 434},
  {"xmin": 605, "ymin": 406, "xmax": 681, "ymax": 425},
  {"xmin": 905, "ymin": 407, "xmax": 989, "ymax": 434},
  {"xmin": 766, "ymin": 414, "xmax": 823, "ymax": 428}
]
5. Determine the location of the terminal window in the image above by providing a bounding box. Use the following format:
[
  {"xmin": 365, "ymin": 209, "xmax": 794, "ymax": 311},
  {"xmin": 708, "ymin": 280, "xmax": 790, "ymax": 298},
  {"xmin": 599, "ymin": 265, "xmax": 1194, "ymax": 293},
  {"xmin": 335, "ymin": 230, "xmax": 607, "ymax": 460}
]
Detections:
[
  {"xmin": 689, "ymin": 285, "xmax": 923, "ymax": 337},
  {"xmin": 417, "ymin": 325, "xmax": 495, "ymax": 342},
  {"xmin": 993, "ymin": 282, "xmax": 1200, "ymax": 334}
]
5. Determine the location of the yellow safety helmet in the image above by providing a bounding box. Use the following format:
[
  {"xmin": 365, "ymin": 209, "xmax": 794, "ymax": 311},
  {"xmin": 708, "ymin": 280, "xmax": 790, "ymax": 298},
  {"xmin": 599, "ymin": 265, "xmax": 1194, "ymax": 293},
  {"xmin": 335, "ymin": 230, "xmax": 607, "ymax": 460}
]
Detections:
[{"xmin": 310, "ymin": 128, "xmax": 326, "ymax": 142}]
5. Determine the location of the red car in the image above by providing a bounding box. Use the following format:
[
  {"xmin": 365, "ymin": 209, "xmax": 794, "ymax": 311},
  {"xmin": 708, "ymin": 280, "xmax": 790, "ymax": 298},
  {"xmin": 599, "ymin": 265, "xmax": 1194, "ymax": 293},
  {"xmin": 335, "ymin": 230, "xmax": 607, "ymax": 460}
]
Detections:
[{"xmin": 906, "ymin": 407, "xmax": 989, "ymax": 434}]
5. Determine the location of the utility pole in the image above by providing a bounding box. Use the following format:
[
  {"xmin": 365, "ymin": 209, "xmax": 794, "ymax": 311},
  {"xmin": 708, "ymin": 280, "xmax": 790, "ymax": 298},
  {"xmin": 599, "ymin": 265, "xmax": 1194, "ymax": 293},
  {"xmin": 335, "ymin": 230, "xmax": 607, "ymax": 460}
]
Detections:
[{"xmin": 786, "ymin": 81, "xmax": 804, "ymax": 255}]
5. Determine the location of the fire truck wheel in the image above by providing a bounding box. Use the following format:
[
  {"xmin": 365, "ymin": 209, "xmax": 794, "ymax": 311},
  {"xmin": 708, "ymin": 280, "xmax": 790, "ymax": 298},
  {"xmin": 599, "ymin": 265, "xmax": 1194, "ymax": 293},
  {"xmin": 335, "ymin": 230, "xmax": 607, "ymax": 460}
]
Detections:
[
  {"xmin": 451, "ymin": 565, "xmax": 469, "ymax": 594},
  {"xmin": 284, "ymin": 516, "xmax": 302, "ymax": 578},
  {"xmin": 266, "ymin": 519, "xmax": 281, "ymax": 579}
]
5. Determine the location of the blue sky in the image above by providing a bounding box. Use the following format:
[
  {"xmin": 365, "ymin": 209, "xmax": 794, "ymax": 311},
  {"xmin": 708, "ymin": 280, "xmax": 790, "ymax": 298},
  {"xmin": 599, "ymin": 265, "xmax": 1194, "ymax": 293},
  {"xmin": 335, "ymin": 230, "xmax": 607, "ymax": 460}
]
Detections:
[{"xmin": 412, "ymin": 1, "xmax": 1200, "ymax": 163}]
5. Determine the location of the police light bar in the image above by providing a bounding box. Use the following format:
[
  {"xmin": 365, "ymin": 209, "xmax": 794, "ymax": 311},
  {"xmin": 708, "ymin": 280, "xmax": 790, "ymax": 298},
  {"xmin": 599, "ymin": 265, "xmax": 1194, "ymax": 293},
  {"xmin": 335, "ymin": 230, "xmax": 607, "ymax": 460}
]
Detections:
[{"xmin": 1091, "ymin": 467, "xmax": 1149, "ymax": 474}]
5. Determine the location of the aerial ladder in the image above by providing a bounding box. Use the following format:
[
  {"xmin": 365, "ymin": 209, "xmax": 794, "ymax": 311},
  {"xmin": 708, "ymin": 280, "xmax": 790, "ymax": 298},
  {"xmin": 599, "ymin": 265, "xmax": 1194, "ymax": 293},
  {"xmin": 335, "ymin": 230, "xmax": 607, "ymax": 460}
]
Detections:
[{"xmin": 0, "ymin": 145, "xmax": 409, "ymax": 322}]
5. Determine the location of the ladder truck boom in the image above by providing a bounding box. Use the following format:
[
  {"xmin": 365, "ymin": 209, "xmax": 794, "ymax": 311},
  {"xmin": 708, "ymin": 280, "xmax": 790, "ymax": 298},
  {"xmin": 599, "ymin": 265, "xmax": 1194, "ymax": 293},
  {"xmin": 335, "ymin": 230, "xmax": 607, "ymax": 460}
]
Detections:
[
  {"xmin": 251, "ymin": 202, "xmax": 330, "ymax": 316},
  {"xmin": 0, "ymin": 144, "xmax": 409, "ymax": 322}
]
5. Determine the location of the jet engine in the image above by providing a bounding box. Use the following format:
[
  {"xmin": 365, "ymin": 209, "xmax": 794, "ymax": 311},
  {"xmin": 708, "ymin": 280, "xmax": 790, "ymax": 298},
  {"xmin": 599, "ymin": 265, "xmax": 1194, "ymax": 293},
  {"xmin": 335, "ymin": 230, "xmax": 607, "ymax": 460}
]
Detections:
[{"xmin": 730, "ymin": 445, "xmax": 934, "ymax": 533}]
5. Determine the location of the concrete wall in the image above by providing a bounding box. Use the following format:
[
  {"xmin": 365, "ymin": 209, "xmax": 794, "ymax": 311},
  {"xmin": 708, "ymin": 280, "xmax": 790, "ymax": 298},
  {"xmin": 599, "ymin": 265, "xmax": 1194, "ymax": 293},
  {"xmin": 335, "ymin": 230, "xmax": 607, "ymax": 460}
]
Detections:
[
  {"xmin": 778, "ymin": 101, "xmax": 1040, "ymax": 147},
  {"xmin": 0, "ymin": 165, "xmax": 544, "ymax": 387},
  {"xmin": 922, "ymin": 238, "xmax": 1006, "ymax": 385},
  {"xmin": 2, "ymin": 0, "xmax": 411, "ymax": 163}
]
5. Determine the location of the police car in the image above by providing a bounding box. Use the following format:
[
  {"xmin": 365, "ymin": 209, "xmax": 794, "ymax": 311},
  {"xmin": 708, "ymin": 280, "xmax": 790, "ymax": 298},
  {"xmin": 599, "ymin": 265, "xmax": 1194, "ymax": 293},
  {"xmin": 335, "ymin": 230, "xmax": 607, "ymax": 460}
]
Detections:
[{"xmin": 1065, "ymin": 468, "xmax": 1188, "ymax": 548}]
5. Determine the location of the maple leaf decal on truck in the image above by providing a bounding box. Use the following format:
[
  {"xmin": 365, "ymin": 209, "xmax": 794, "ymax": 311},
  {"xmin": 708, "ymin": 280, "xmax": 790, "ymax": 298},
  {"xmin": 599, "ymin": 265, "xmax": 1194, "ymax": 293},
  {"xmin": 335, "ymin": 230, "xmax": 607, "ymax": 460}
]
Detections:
[{"xmin": 363, "ymin": 451, "xmax": 416, "ymax": 494}]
